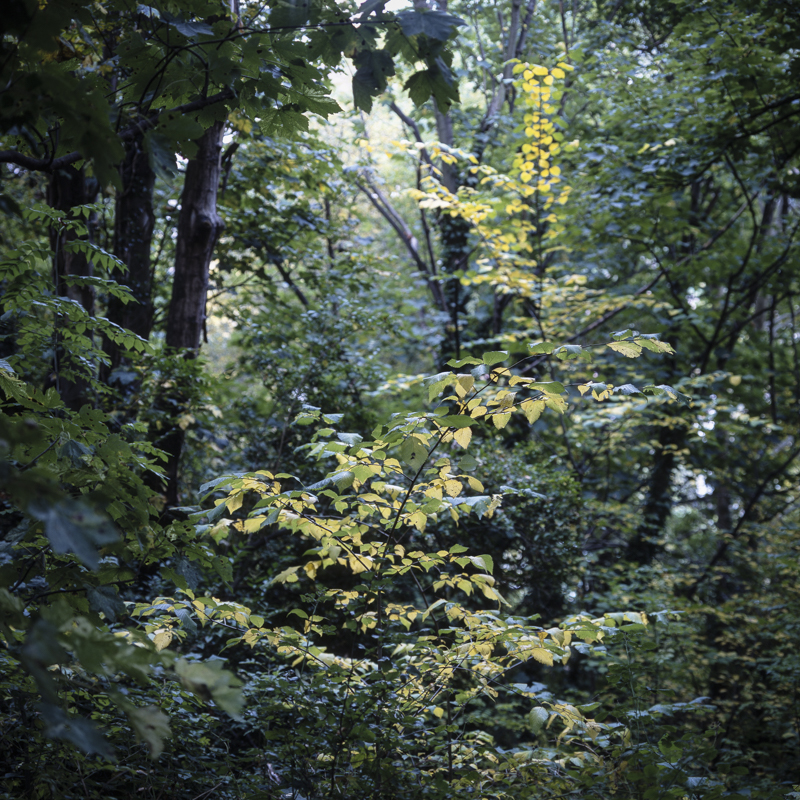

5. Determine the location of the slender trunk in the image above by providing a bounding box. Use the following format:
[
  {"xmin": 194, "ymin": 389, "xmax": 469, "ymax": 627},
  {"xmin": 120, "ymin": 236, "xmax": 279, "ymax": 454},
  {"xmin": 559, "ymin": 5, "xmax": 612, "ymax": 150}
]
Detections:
[
  {"xmin": 47, "ymin": 166, "xmax": 99, "ymax": 410},
  {"xmin": 103, "ymin": 132, "xmax": 157, "ymax": 386},
  {"xmin": 158, "ymin": 121, "xmax": 225, "ymax": 506}
]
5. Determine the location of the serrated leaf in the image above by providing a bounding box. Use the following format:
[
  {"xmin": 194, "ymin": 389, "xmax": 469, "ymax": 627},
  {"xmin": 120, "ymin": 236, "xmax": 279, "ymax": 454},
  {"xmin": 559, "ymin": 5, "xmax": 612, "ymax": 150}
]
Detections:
[
  {"xmin": 468, "ymin": 553, "xmax": 494, "ymax": 574},
  {"xmin": 528, "ymin": 341, "xmax": 555, "ymax": 354},
  {"xmin": 396, "ymin": 9, "xmax": 466, "ymax": 40},
  {"xmin": 86, "ymin": 585, "xmax": 126, "ymax": 622},
  {"xmin": 482, "ymin": 351, "xmax": 509, "ymax": 365},
  {"xmin": 554, "ymin": 344, "xmax": 583, "ymax": 361},
  {"xmin": 128, "ymin": 705, "xmax": 171, "ymax": 759},
  {"xmin": 399, "ymin": 437, "xmax": 428, "ymax": 471},
  {"xmin": 174, "ymin": 658, "xmax": 243, "ymax": 719},
  {"xmin": 529, "ymin": 648, "xmax": 554, "ymax": 666},
  {"xmin": 607, "ymin": 341, "xmax": 643, "ymax": 358},
  {"xmin": 528, "ymin": 706, "xmax": 550, "ymax": 733},
  {"xmin": 453, "ymin": 427, "xmax": 472, "ymax": 449},
  {"xmin": 38, "ymin": 704, "xmax": 113, "ymax": 759},
  {"xmin": 337, "ymin": 432, "xmax": 363, "ymax": 446},
  {"xmin": 446, "ymin": 357, "xmax": 483, "ymax": 367},
  {"xmin": 531, "ymin": 381, "xmax": 565, "ymax": 394},
  {"xmin": 438, "ymin": 414, "xmax": 473, "ymax": 428},
  {"xmin": 520, "ymin": 399, "xmax": 545, "ymax": 423},
  {"xmin": 643, "ymin": 384, "xmax": 691, "ymax": 405},
  {"xmin": 352, "ymin": 49, "xmax": 395, "ymax": 112},
  {"xmin": 444, "ymin": 479, "xmax": 462, "ymax": 497},
  {"xmin": 634, "ymin": 337, "xmax": 675, "ymax": 354},
  {"xmin": 29, "ymin": 498, "xmax": 118, "ymax": 571},
  {"xmin": 169, "ymin": 20, "xmax": 214, "ymax": 38},
  {"xmin": 611, "ymin": 329, "xmax": 637, "ymax": 340}
]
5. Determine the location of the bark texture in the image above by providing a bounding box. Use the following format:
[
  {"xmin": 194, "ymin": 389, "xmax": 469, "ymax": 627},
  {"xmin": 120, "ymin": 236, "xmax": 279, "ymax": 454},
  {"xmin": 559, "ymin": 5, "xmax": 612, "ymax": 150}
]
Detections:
[
  {"xmin": 159, "ymin": 121, "xmax": 225, "ymax": 507},
  {"xmin": 166, "ymin": 121, "xmax": 225, "ymax": 353},
  {"xmin": 47, "ymin": 165, "xmax": 99, "ymax": 410},
  {"xmin": 104, "ymin": 132, "xmax": 156, "ymax": 382}
]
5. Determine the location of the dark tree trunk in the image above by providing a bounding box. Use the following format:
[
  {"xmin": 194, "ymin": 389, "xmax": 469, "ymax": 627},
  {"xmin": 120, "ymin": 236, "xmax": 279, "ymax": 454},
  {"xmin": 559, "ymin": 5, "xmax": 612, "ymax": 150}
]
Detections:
[
  {"xmin": 157, "ymin": 121, "xmax": 225, "ymax": 507},
  {"xmin": 47, "ymin": 165, "xmax": 99, "ymax": 410},
  {"xmin": 166, "ymin": 121, "xmax": 225, "ymax": 353},
  {"xmin": 103, "ymin": 132, "xmax": 156, "ymax": 385}
]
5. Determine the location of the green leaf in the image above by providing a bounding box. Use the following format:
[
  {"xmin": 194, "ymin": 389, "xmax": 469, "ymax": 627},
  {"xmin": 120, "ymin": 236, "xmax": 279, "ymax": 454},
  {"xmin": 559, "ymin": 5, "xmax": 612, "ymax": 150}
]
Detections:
[
  {"xmin": 399, "ymin": 437, "xmax": 428, "ymax": 472},
  {"xmin": 437, "ymin": 415, "xmax": 473, "ymax": 428},
  {"xmin": 528, "ymin": 707, "xmax": 550, "ymax": 733},
  {"xmin": 634, "ymin": 337, "xmax": 675, "ymax": 354},
  {"xmin": 337, "ymin": 432, "xmax": 363, "ymax": 446},
  {"xmin": 446, "ymin": 356, "xmax": 483, "ymax": 367},
  {"xmin": 86, "ymin": 585, "xmax": 126, "ymax": 622},
  {"xmin": 127, "ymin": 705, "xmax": 171, "ymax": 759},
  {"xmin": 38, "ymin": 704, "xmax": 114, "ymax": 759},
  {"xmin": 528, "ymin": 341, "xmax": 555, "ymax": 354},
  {"xmin": 174, "ymin": 659, "xmax": 243, "ymax": 719},
  {"xmin": 404, "ymin": 60, "xmax": 460, "ymax": 110},
  {"xmin": 352, "ymin": 49, "xmax": 395, "ymax": 112},
  {"xmin": 615, "ymin": 383, "xmax": 643, "ymax": 395},
  {"xmin": 29, "ymin": 498, "xmax": 118, "ymax": 571},
  {"xmin": 643, "ymin": 384, "xmax": 691, "ymax": 405},
  {"xmin": 531, "ymin": 381, "xmax": 565, "ymax": 394},
  {"xmin": 482, "ymin": 351, "xmax": 509, "ymax": 365},
  {"xmin": 553, "ymin": 344, "xmax": 584, "ymax": 361},
  {"xmin": 467, "ymin": 553, "xmax": 494, "ymax": 574},
  {"xmin": 395, "ymin": 10, "xmax": 466, "ymax": 41},
  {"xmin": 424, "ymin": 371, "xmax": 453, "ymax": 402}
]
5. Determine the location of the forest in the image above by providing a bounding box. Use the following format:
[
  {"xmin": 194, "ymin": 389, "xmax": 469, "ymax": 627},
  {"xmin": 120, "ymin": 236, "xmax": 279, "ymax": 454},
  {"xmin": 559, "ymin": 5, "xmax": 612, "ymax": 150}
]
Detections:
[{"xmin": 0, "ymin": 0, "xmax": 799, "ymax": 797}]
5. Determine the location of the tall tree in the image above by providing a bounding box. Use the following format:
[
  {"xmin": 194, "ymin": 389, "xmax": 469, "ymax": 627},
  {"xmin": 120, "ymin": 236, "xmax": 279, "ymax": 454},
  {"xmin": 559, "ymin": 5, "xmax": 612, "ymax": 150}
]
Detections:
[{"xmin": 157, "ymin": 120, "xmax": 226, "ymax": 505}]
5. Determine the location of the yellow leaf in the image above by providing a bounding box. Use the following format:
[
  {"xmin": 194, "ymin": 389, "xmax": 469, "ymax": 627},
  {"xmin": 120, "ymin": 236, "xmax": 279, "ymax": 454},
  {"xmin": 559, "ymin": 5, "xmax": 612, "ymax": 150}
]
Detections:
[
  {"xmin": 242, "ymin": 516, "xmax": 265, "ymax": 533},
  {"xmin": 454, "ymin": 427, "xmax": 472, "ymax": 449},
  {"xmin": 348, "ymin": 555, "xmax": 374, "ymax": 574},
  {"xmin": 409, "ymin": 511, "xmax": 427, "ymax": 531},
  {"xmin": 226, "ymin": 492, "xmax": 243, "ymax": 513},
  {"xmin": 492, "ymin": 412, "xmax": 511, "ymax": 429},
  {"xmin": 521, "ymin": 399, "xmax": 545, "ymax": 423},
  {"xmin": 433, "ymin": 706, "xmax": 445, "ymax": 718},
  {"xmin": 425, "ymin": 484, "xmax": 443, "ymax": 500},
  {"xmin": 304, "ymin": 561, "xmax": 318, "ymax": 580},
  {"xmin": 153, "ymin": 630, "xmax": 172, "ymax": 652},
  {"xmin": 529, "ymin": 648, "xmax": 554, "ymax": 666},
  {"xmin": 457, "ymin": 374, "xmax": 475, "ymax": 395},
  {"xmin": 608, "ymin": 341, "xmax": 643, "ymax": 358},
  {"xmin": 551, "ymin": 67, "xmax": 566, "ymax": 79},
  {"xmin": 444, "ymin": 479, "xmax": 463, "ymax": 498},
  {"xmin": 467, "ymin": 476, "xmax": 484, "ymax": 492}
]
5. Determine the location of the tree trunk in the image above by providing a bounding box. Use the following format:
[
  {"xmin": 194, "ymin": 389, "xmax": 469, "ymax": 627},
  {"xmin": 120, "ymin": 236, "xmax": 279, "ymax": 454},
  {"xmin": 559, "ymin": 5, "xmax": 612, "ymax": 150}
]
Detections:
[
  {"xmin": 158, "ymin": 121, "xmax": 225, "ymax": 507},
  {"xmin": 47, "ymin": 165, "xmax": 99, "ymax": 410},
  {"xmin": 103, "ymin": 132, "xmax": 156, "ymax": 386}
]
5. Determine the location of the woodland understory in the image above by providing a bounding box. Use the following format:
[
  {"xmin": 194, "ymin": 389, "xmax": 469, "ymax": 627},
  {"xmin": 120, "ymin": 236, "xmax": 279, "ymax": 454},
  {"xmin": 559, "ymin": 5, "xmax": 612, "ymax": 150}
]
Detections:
[{"xmin": 1, "ymin": 0, "xmax": 799, "ymax": 798}]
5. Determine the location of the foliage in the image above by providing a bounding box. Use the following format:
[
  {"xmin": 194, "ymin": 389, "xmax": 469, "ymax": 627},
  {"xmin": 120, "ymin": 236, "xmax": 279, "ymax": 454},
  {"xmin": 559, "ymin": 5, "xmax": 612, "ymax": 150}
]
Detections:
[{"xmin": 2, "ymin": 0, "xmax": 800, "ymax": 798}]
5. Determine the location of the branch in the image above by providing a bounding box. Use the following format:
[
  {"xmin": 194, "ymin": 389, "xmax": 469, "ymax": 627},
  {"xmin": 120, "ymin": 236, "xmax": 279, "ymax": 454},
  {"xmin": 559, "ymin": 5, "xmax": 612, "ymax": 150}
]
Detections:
[{"xmin": 356, "ymin": 176, "xmax": 447, "ymax": 312}]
